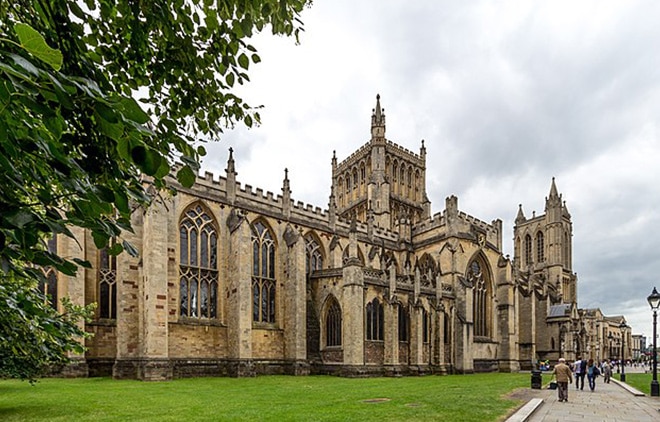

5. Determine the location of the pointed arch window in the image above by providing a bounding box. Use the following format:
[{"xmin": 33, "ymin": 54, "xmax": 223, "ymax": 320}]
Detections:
[
  {"xmin": 366, "ymin": 298, "xmax": 384, "ymax": 341},
  {"xmin": 398, "ymin": 305, "xmax": 410, "ymax": 342},
  {"xmin": 39, "ymin": 236, "xmax": 58, "ymax": 308},
  {"xmin": 305, "ymin": 234, "xmax": 324, "ymax": 275},
  {"xmin": 468, "ymin": 259, "xmax": 491, "ymax": 338},
  {"xmin": 179, "ymin": 204, "xmax": 218, "ymax": 319},
  {"xmin": 418, "ymin": 253, "xmax": 437, "ymax": 288},
  {"xmin": 536, "ymin": 231, "xmax": 545, "ymax": 263},
  {"xmin": 422, "ymin": 309, "xmax": 430, "ymax": 343},
  {"xmin": 326, "ymin": 298, "xmax": 342, "ymax": 347},
  {"xmin": 524, "ymin": 234, "xmax": 533, "ymax": 266},
  {"xmin": 99, "ymin": 244, "xmax": 117, "ymax": 319},
  {"xmin": 252, "ymin": 221, "xmax": 276, "ymax": 323}
]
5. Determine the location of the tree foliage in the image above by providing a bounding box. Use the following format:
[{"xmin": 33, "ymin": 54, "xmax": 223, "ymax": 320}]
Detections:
[{"xmin": 0, "ymin": 0, "xmax": 310, "ymax": 380}]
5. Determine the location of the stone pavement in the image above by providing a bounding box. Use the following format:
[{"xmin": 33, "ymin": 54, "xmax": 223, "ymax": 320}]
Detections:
[{"xmin": 507, "ymin": 367, "xmax": 660, "ymax": 422}]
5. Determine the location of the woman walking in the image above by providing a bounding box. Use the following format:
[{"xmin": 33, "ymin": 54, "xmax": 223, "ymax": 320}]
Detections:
[{"xmin": 587, "ymin": 358, "xmax": 600, "ymax": 391}]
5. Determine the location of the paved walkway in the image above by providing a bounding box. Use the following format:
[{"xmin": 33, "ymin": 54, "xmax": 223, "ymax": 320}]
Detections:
[{"xmin": 508, "ymin": 367, "xmax": 660, "ymax": 421}]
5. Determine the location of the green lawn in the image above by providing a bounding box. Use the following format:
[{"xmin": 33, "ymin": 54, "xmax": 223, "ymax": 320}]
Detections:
[
  {"xmin": 0, "ymin": 373, "xmax": 530, "ymax": 421},
  {"xmin": 620, "ymin": 372, "xmax": 658, "ymax": 395}
]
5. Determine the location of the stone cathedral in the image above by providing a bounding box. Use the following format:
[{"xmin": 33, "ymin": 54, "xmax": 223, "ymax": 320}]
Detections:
[{"xmin": 47, "ymin": 96, "xmax": 631, "ymax": 380}]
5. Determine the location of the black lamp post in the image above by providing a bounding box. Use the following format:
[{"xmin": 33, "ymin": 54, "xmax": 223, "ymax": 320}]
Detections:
[
  {"xmin": 608, "ymin": 332, "xmax": 613, "ymax": 361},
  {"xmin": 619, "ymin": 321, "xmax": 628, "ymax": 382},
  {"xmin": 647, "ymin": 287, "xmax": 660, "ymax": 397}
]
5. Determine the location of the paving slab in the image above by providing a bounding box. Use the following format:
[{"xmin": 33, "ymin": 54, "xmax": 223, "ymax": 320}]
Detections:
[{"xmin": 507, "ymin": 368, "xmax": 660, "ymax": 422}]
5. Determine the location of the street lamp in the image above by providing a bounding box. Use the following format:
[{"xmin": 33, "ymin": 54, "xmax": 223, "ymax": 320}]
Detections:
[
  {"xmin": 608, "ymin": 332, "xmax": 613, "ymax": 361},
  {"xmin": 647, "ymin": 287, "xmax": 660, "ymax": 397},
  {"xmin": 619, "ymin": 321, "xmax": 628, "ymax": 382}
]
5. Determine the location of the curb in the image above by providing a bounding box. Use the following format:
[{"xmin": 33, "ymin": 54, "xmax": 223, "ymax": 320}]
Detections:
[
  {"xmin": 610, "ymin": 378, "xmax": 646, "ymax": 396},
  {"xmin": 505, "ymin": 398, "xmax": 544, "ymax": 422}
]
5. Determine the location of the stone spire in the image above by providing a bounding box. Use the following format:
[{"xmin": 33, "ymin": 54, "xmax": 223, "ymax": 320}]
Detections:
[
  {"xmin": 226, "ymin": 147, "xmax": 237, "ymax": 203},
  {"xmin": 546, "ymin": 177, "xmax": 562, "ymax": 209},
  {"xmin": 328, "ymin": 152, "xmax": 337, "ymax": 229},
  {"xmin": 370, "ymin": 94, "xmax": 386, "ymax": 140},
  {"xmin": 282, "ymin": 168, "xmax": 291, "ymax": 218},
  {"xmin": 515, "ymin": 204, "xmax": 526, "ymax": 225}
]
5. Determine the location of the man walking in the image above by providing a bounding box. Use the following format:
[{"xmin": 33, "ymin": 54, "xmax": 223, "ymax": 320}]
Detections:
[
  {"xmin": 578, "ymin": 357, "xmax": 587, "ymax": 390},
  {"xmin": 553, "ymin": 357, "xmax": 573, "ymax": 402},
  {"xmin": 573, "ymin": 357, "xmax": 583, "ymax": 390}
]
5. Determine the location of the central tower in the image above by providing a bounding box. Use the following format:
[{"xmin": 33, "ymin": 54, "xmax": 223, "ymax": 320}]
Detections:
[{"xmin": 330, "ymin": 95, "xmax": 430, "ymax": 230}]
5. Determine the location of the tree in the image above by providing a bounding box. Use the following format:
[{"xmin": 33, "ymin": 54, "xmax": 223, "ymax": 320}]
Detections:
[{"xmin": 0, "ymin": 0, "xmax": 310, "ymax": 381}]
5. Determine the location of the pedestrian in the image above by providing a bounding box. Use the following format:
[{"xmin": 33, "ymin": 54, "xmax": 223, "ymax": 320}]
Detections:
[
  {"xmin": 553, "ymin": 357, "xmax": 573, "ymax": 402},
  {"xmin": 587, "ymin": 358, "xmax": 599, "ymax": 391},
  {"xmin": 602, "ymin": 359, "xmax": 612, "ymax": 383},
  {"xmin": 573, "ymin": 356, "xmax": 586, "ymax": 390},
  {"xmin": 578, "ymin": 356, "xmax": 587, "ymax": 389}
]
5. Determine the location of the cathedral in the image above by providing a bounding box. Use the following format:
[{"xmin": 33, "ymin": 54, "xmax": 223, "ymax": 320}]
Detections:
[{"xmin": 48, "ymin": 96, "xmax": 632, "ymax": 380}]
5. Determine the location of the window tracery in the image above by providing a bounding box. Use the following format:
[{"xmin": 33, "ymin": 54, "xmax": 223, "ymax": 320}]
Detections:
[
  {"xmin": 305, "ymin": 234, "xmax": 324, "ymax": 275},
  {"xmin": 325, "ymin": 297, "xmax": 342, "ymax": 347},
  {"xmin": 366, "ymin": 298, "xmax": 384, "ymax": 341},
  {"xmin": 99, "ymin": 244, "xmax": 117, "ymax": 319},
  {"xmin": 468, "ymin": 258, "xmax": 490, "ymax": 338},
  {"xmin": 252, "ymin": 220, "xmax": 276, "ymax": 323},
  {"xmin": 179, "ymin": 204, "xmax": 218, "ymax": 319}
]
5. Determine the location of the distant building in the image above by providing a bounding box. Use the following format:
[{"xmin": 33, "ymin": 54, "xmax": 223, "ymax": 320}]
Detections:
[
  {"xmin": 46, "ymin": 96, "xmax": 633, "ymax": 380},
  {"xmin": 632, "ymin": 334, "xmax": 646, "ymax": 361}
]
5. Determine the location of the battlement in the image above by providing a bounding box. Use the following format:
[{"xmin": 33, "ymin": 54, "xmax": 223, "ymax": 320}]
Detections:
[
  {"xmin": 413, "ymin": 211, "xmax": 447, "ymax": 233},
  {"xmin": 335, "ymin": 216, "xmax": 399, "ymax": 242},
  {"xmin": 457, "ymin": 210, "xmax": 492, "ymax": 232},
  {"xmin": 336, "ymin": 142, "xmax": 371, "ymax": 170},
  {"xmin": 385, "ymin": 139, "xmax": 423, "ymax": 163}
]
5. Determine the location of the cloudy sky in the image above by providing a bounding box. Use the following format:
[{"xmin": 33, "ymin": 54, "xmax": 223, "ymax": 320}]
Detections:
[{"xmin": 201, "ymin": 0, "xmax": 660, "ymax": 343}]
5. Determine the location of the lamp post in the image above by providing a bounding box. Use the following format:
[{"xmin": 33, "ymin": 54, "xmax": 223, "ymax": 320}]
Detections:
[
  {"xmin": 647, "ymin": 287, "xmax": 660, "ymax": 397},
  {"xmin": 619, "ymin": 322, "xmax": 628, "ymax": 382},
  {"xmin": 608, "ymin": 332, "xmax": 613, "ymax": 361}
]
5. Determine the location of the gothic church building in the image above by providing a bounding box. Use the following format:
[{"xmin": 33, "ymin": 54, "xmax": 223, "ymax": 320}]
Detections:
[{"xmin": 50, "ymin": 96, "xmax": 612, "ymax": 380}]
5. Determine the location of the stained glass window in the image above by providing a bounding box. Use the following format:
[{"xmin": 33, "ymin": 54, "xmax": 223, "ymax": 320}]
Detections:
[
  {"xmin": 326, "ymin": 298, "xmax": 342, "ymax": 347},
  {"xmin": 252, "ymin": 221, "xmax": 276, "ymax": 323},
  {"xmin": 179, "ymin": 204, "xmax": 218, "ymax": 319}
]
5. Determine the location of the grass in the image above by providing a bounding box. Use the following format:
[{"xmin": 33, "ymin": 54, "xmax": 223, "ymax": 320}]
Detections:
[
  {"xmin": 0, "ymin": 373, "xmax": 530, "ymax": 421},
  {"xmin": 620, "ymin": 372, "xmax": 657, "ymax": 395}
]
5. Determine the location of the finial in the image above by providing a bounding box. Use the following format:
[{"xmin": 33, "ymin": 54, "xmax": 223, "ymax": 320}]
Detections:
[{"xmin": 226, "ymin": 147, "xmax": 236, "ymax": 175}]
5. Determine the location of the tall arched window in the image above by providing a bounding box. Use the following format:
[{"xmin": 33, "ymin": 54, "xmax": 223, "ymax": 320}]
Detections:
[
  {"xmin": 422, "ymin": 308, "xmax": 430, "ymax": 343},
  {"xmin": 536, "ymin": 231, "xmax": 545, "ymax": 263},
  {"xmin": 252, "ymin": 220, "xmax": 276, "ymax": 323},
  {"xmin": 366, "ymin": 298, "xmax": 384, "ymax": 341},
  {"xmin": 305, "ymin": 234, "xmax": 324, "ymax": 275},
  {"xmin": 524, "ymin": 234, "xmax": 533, "ymax": 266},
  {"xmin": 418, "ymin": 253, "xmax": 437, "ymax": 288},
  {"xmin": 40, "ymin": 236, "xmax": 58, "ymax": 308},
  {"xmin": 99, "ymin": 244, "xmax": 117, "ymax": 319},
  {"xmin": 468, "ymin": 258, "xmax": 491, "ymax": 338},
  {"xmin": 326, "ymin": 297, "xmax": 342, "ymax": 347},
  {"xmin": 179, "ymin": 204, "xmax": 218, "ymax": 319},
  {"xmin": 398, "ymin": 305, "xmax": 410, "ymax": 342}
]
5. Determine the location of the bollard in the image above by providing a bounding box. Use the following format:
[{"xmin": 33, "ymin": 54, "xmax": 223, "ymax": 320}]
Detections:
[{"xmin": 531, "ymin": 370, "xmax": 542, "ymax": 389}]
